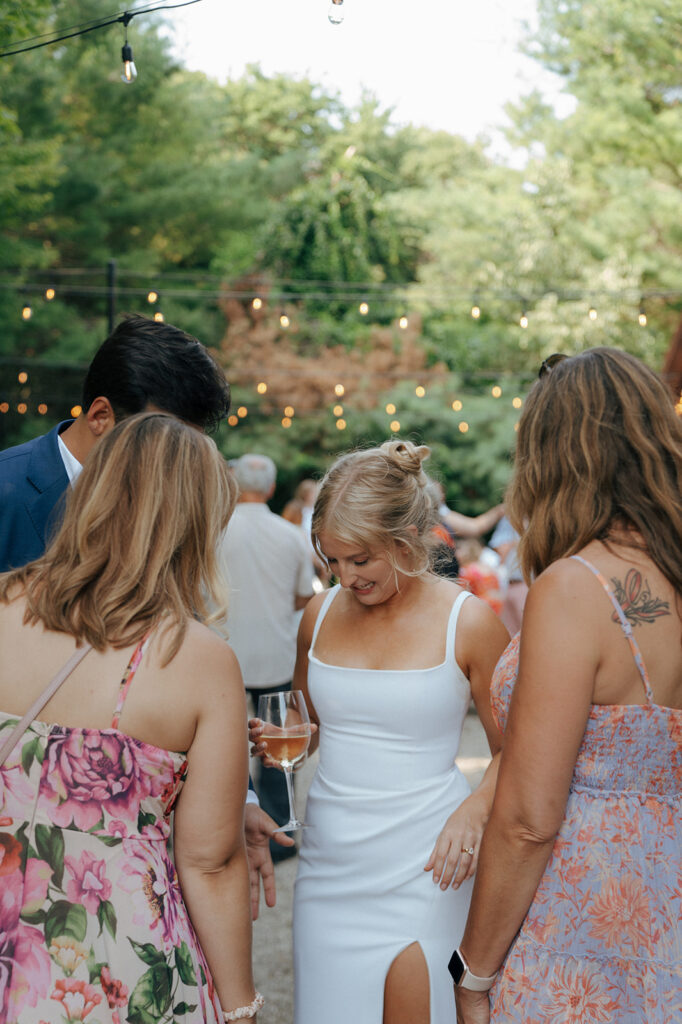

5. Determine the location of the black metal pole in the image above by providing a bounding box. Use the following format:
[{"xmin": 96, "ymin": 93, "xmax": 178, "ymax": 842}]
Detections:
[{"xmin": 107, "ymin": 259, "xmax": 117, "ymax": 333}]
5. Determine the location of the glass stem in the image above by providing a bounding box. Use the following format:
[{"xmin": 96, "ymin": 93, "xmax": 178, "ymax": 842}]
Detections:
[{"xmin": 284, "ymin": 766, "xmax": 296, "ymax": 822}]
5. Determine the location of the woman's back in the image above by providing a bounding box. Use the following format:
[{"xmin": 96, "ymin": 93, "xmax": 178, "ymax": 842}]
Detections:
[
  {"xmin": 0, "ymin": 599, "xmax": 235, "ymax": 1024},
  {"xmin": 0, "ymin": 593, "xmax": 209, "ymax": 753}
]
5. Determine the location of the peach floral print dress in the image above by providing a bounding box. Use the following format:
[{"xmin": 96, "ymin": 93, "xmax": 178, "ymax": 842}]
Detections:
[
  {"xmin": 0, "ymin": 637, "xmax": 223, "ymax": 1024},
  {"xmin": 489, "ymin": 556, "xmax": 682, "ymax": 1024}
]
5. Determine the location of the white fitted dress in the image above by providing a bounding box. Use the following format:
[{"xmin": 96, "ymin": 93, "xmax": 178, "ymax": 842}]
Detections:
[{"xmin": 293, "ymin": 586, "xmax": 475, "ymax": 1023}]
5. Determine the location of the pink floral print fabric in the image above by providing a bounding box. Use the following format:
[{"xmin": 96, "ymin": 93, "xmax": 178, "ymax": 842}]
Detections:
[
  {"xmin": 489, "ymin": 630, "xmax": 682, "ymax": 1023},
  {"xmin": 0, "ymin": 639, "xmax": 222, "ymax": 1024}
]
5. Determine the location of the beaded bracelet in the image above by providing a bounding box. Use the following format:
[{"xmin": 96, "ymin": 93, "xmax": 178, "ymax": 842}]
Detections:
[{"xmin": 223, "ymin": 991, "xmax": 264, "ymax": 1021}]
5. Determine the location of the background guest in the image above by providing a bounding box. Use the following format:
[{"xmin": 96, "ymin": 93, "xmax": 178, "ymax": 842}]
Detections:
[
  {"xmin": 488, "ymin": 515, "xmax": 527, "ymax": 635},
  {"xmin": 216, "ymin": 454, "xmax": 314, "ymax": 862}
]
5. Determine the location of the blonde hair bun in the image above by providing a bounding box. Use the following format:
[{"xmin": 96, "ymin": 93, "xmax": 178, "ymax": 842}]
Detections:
[{"xmin": 380, "ymin": 440, "xmax": 431, "ymax": 477}]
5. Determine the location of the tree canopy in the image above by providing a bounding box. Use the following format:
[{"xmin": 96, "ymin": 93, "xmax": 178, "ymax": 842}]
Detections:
[{"xmin": 1, "ymin": 0, "xmax": 680, "ymax": 508}]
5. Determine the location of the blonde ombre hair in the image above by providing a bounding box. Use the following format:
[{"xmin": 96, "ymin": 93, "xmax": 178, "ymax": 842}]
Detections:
[
  {"xmin": 508, "ymin": 347, "xmax": 682, "ymax": 592},
  {"xmin": 312, "ymin": 440, "xmax": 438, "ymax": 576},
  {"xmin": 0, "ymin": 413, "xmax": 238, "ymax": 663}
]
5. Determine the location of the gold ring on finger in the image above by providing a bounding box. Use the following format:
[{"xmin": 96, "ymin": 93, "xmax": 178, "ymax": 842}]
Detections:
[{"xmin": 461, "ymin": 847, "xmax": 475, "ymax": 856}]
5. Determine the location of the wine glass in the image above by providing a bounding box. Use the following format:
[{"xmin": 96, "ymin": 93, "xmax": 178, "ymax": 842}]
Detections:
[{"xmin": 257, "ymin": 690, "xmax": 311, "ymax": 832}]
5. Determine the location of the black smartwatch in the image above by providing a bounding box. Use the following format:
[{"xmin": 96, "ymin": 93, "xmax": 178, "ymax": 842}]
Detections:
[{"xmin": 448, "ymin": 947, "xmax": 498, "ymax": 992}]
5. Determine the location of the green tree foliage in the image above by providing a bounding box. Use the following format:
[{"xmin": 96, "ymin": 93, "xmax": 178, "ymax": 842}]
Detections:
[{"xmin": 1, "ymin": 0, "xmax": 680, "ymax": 504}]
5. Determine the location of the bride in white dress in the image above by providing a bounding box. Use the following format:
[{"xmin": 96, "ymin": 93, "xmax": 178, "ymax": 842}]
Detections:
[{"xmin": 251, "ymin": 441, "xmax": 508, "ymax": 1024}]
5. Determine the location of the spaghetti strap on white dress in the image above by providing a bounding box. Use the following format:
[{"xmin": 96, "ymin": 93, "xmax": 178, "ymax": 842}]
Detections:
[{"xmin": 293, "ymin": 585, "xmax": 476, "ymax": 1023}]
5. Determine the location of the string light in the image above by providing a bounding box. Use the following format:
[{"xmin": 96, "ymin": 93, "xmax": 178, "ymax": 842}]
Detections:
[
  {"xmin": 415, "ymin": 385, "xmax": 426, "ymax": 397},
  {"xmin": 38, "ymin": 403, "xmax": 48, "ymax": 414},
  {"xmin": 390, "ymin": 420, "xmax": 400, "ymax": 432},
  {"xmin": 514, "ymin": 422, "xmax": 520, "ymax": 431},
  {"xmin": 17, "ymin": 403, "xmax": 27, "ymax": 414},
  {"xmin": 21, "ymin": 305, "xmax": 32, "ymax": 320},
  {"xmin": 153, "ymin": 311, "xmax": 164, "ymax": 322},
  {"xmin": 491, "ymin": 385, "xmax": 502, "ymax": 398},
  {"xmin": 252, "ymin": 297, "xmax": 263, "ymax": 310},
  {"xmin": 282, "ymin": 416, "xmax": 292, "ymax": 428},
  {"xmin": 359, "ymin": 301, "xmax": 369, "ymax": 315},
  {"xmin": 588, "ymin": 306, "xmax": 598, "ymax": 321},
  {"xmin": 328, "ymin": 0, "xmax": 345, "ymax": 24},
  {"xmin": 512, "ymin": 396, "xmax": 523, "ymax": 409},
  {"xmin": 70, "ymin": 405, "xmax": 82, "ymax": 417},
  {"xmin": 470, "ymin": 304, "xmax": 481, "ymax": 319},
  {"xmin": 452, "ymin": 400, "xmax": 462, "ymax": 411},
  {"xmin": 334, "ymin": 384, "xmax": 345, "ymax": 397},
  {"xmin": 256, "ymin": 381, "xmax": 267, "ymax": 394},
  {"xmin": 279, "ymin": 313, "xmax": 290, "ymax": 328},
  {"xmin": 0, "ymin": 403, "xmax": 9, "ymax": 413},
  {"xmin": 284, "ymin": 405, "xmax": 295, "ymax": 417},
  {"xmin": 333, "ymin": 404, "xmax": 343, "ymax": 416},
  {"xmin": 458, "ymin": 422, "xmax": 469, "ymax": 433},
  {"xmin": 398, "ymin": 315, "xmax": 408, "ymax": 329},
  {"xmin": 336, "ymin": 418, "xmax": 346, "ymax": 430},
  {"xmin": 385, "ymin": 403, "xmax": 396, "ymax": 414},
  {"xmin": 519, "ymin": 311, "xmax": 528, "ymax": 329},
  {"xmin": 120, "ymin": 13, "xmax": 137, "ymax": 84},
  {"xmin": 638, "ymin": 306, "xmax": 647, "ymax": 327},
  {"xmin": 237, "ymin": 406, "xmax": 248, "ymax": 418},
  {"xmin": 17, "ymin": 371, "xmax": 28, "ymax": 383},
  {"xmin": 147, "ymin": 290, "xmax": 158, "ymax": 304},
  {"xmin": 45, "ymin": 288, "xmax": 55, "ymax": 300},
  {"xmin": 228, "ymin": 414, "xmax": 239, "ymax": 426}
]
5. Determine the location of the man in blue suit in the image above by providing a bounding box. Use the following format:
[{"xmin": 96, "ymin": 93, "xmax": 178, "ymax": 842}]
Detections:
[{"xmin": 0, "ymin": 313, "xmax": 231, "ymax": 573}]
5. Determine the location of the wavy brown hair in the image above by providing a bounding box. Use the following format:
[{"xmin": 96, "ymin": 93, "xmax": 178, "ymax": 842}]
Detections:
[
  {"xmin": 311, "ymin": 440, "xmax": 438, "ymax": 576},
  {"xmin": 0, "ymin": 413, "xmax": 238, "ymax": 663},
  {"xmin": 508, "ymin": 348, "xmax": 682, "ymax": 593}
]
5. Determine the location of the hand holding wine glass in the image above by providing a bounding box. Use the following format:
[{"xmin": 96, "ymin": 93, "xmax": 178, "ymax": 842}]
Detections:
[{"xmin": 251, "ymin": 690, "xmax": 313, "ymax": 832}]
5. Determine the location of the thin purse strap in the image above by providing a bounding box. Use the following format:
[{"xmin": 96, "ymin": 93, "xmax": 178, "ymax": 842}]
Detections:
[{"xmin": 0, "ymin": 643, "xmax": 93, "ymax": 768}]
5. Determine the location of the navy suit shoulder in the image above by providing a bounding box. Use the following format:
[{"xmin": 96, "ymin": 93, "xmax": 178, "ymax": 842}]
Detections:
[{"xmin": 0, "ymin": 421, "xmax": 72, "ymax": 572}]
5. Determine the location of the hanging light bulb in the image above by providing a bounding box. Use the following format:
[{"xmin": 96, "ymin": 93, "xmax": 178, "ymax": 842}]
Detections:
[
  {"xmin": 638, "ymin": 305, "xmax": 647, "ymax": 327},
  {"xmin": 359, "ymin": 301, "xmax": 369, "ymax": 316},
  {"xmin": 328, "ymin": 0, "xmax": 345, "ymax": 25},
  {"xmin": 21, "ymin": 304, "xmax": 32, "ymax": 321},
  {"xmin": 120, "ymin": 15, "xmax": 137, "ymax": 84},
  {"xmin": 470, "ymin": 304, "xmax": 481, "ymax": 320},
  {"xmin": 280, "ymin": 313, "xmax": 290, "ymax": 328},
  {"xmin": 588, "ymin": 306, "xmax": 598, "ymax": 321},
  {"xmin": 519, "ymin": 311, "xmax": 528, "ymax": 329},
  {"xmin": 121, "ymin": 41, "xmax": 137, "ymax": 83}
]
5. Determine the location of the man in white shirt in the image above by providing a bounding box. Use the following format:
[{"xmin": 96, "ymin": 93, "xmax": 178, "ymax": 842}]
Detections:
[{"xmin": 217, "ymin": 453, "xmax": 314, "ymax": 859}]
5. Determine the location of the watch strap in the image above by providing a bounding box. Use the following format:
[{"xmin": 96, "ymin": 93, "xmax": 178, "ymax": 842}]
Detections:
[{"xmin": 448, "ymin": 948, "xmax": 497, "ymax": 992}]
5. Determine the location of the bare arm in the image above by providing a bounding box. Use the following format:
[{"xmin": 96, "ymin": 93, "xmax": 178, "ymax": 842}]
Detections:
[
  {"xmin": 173, "ymin": 633, "xmax": 256, "ymax": 1019},
  {"xmin": 456, "ymin": 564, "xmax": 596, "ymax": 1019},
  {"xmin": 443, "ymin": 504, "xmax": 505, "ymax": 539},
  {"xmin": 425, "ymin": 597, "xmax": 509, "ymax": 888}
]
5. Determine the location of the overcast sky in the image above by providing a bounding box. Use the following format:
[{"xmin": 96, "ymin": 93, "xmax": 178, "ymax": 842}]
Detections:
[{"xmin": 167, "ymin": 0, "xmax": 571, "ymax": 151}]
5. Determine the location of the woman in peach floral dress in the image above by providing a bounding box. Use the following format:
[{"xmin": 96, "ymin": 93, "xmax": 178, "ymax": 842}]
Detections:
[
  {"xmin": 0, "ymin": 414, "xmax": 260, "ymax": 1024},
  {"xmin": 453, "ymin": 349, "xmax": 682, "ymax": 1024}
]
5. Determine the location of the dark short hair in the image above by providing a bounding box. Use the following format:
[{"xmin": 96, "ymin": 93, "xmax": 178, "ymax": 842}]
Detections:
[{"xmin": 81, "ymin": 314, "xmax": 231, "ymax": 432}]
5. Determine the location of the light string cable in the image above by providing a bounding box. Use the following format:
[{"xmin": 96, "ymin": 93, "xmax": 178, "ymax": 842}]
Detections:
[{"xmin": 0, "ymin": 0, "xmax": 206, "ymax": 58}]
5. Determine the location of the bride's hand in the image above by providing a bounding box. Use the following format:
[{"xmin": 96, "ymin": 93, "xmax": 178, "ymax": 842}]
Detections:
[{"xmin": 423, "ymin": 796, "xmax": 486, "ymax": 889}]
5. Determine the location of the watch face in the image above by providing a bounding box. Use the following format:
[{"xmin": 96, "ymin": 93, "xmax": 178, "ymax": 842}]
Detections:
[{"xmin": 448, "ymin": 949, "xmax": 465, "ymax": 985}]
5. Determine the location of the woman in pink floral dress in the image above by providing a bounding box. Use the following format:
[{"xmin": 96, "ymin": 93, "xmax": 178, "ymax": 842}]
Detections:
[
  {"xmin": 0, "ymin": 414, "xmax": 260, "ymax": 1024},
  {"xmin": 453, "ymin": 349, "xmax": 682, "ymax": 1024}
]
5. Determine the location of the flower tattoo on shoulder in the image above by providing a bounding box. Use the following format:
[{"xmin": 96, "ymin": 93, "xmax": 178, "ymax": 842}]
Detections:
[{"xmin": 611, "ymin": 569, "xmax": 670, "ymax": 628}]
